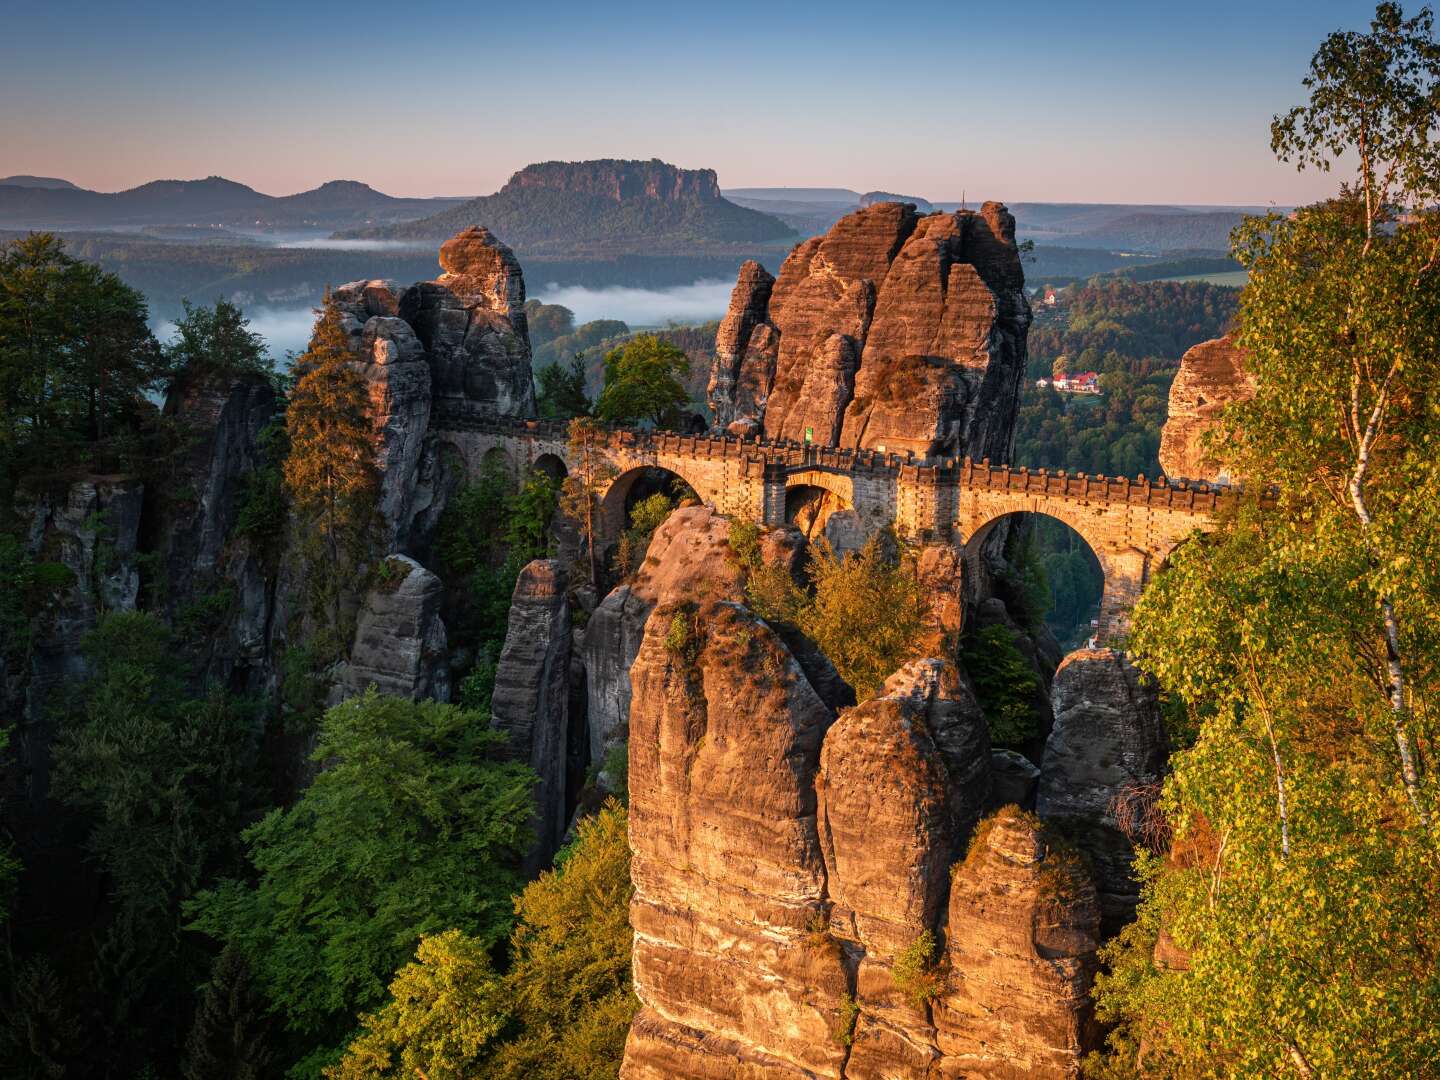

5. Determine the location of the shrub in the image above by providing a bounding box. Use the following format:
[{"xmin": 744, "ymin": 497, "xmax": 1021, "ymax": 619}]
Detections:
[
  {"xmin": 892, "ymin": 930, "xmax": 943, "ymax": 1009},
  {"xmin": 960, "ymin": 625, "xmax": 1041, "ymax": 746}
]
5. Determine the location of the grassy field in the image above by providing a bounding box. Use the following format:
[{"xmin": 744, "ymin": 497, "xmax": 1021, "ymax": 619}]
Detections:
[{"xmin": 1157, "ymin": 270, "xmax": 1249, "ymax": 287}]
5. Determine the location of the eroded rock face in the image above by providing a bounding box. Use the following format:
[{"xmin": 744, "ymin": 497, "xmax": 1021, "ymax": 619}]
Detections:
[
  {"xmin": 401, "ymin": 225, "xmax": 533, "ymax": 414},
  {"xmin": 709, "ymin": 260, "xmax": 776, "ymax": 433},
  {"xmin": 339, "ymin": 555, "xmax": 449, "ymax": 703},
  {"xmin": 934, "ymin": 809, "xmax": 1101, "ymax": 1078},
  {"xmin": 1038, "ymin": 648, "xmax": 1168, "ymax": 928},
  {"xmin": 817, "ymin": 659, "xmax": 991, "ymax": 1079},
  {"xmin": 710, "ymin": 201, "xmax": 1030, "ymax": 459},
  {"xmin": 1158, "ymin": 334, "xmax": 1253, "ymax": 482},
  {"xmin": 20, "ymin": 476, "xmax": 145, "ymax": 692},
  {"xmin": 151, "ymin": 370, "xmax": 281, "ymax": 689},
  {"xmin": 624, "ymin": 597, "xmax": 845, "ymax": 1080},
  {"xmin": 581, "ymin": 506, "xmax": 747, "ymax": 795},
  {"xmin": 491, "ymin": 559, "xmax": 571, "ymax": 871}
]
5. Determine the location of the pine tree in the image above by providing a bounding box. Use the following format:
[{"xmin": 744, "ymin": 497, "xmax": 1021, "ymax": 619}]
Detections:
[
  {"xmin": 559, "ymin": 418, "xmax": 616, "ymax": 590},
  {"xmin": 283, "ymin": 298, "xmax": 378, "ymax": 656},
  {"xmin": 181, "ymin": 948, "xmax": 275, "ymax": 1080}
]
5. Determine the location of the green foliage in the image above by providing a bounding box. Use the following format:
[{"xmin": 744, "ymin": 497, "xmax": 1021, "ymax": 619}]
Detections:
[
  {"xmin": 181, "ymin": 947, "xmax": 277, "ymax": 1080},
  {"xmin": 797, "ymin": 535, "xmax": 928, "ymax": 702},
  {"xmin": 0, "ymin": 531, "xmax": 73, "ymax": 672},
  {"xmin": 1089, "ymin": 13, "xmax": 1440, "ymax": 1073},
  {"xmin": 960, "ymin": 625, "xmax": 1041, "ymax": 746},
  {"xmin": 891, "ymin": 930, "xmax": 942, "ymax": 1009},
  {"xmin": 730, "ymin": 522, "xmax": 929, "ymax": 701},
  {"xmin": 615, "ymin": 491, "xmax": 674, "ymax": 577},
  {"xmin": 1014, "ymin": 278, "xmax": 1238, "ymax": 478},
  {"xmin": 186, "ymin": 690, "xmax": 535, "ymax": 1047},
  {"xmin": 283, "ymin": 298, "xmax": 379, "ymax": 659},
  {"xmin": 506, "ymin": 469, "xmax": 561, "ymax": 561},
  {"xmin": 163, "ymin": 298, "xmax": 273, "ymax": 382},
  {"xmin": 0, "ymin": 232, "xmax": 166, "ymax": 485},
  {"xmin": 327, "ymin": 930, "xmax": 508, "ymax": 1080},
  {"xmin": 834, "ymin": 994, "xmax": 860, "ymax": 1048},
  {"xmin": 535, "ymin": 354, "xmax": 592, "ymax": 420},
  {"xmin": 593, "ymin": 334, "xmax": 692, "ymax": 429},
  {"xmin": 436, "ymin": 458, "xmax": 514, "ymax": 584},
  {"xmin": 49, "ymin": 611, "xmax": 258, "ymax": 1069},
  {"xmin": 331, "ymin": 801, "xmax": 635, "ymax": 1080},
  {"xmin": 234, "ymin": 419, "xmax": 290, "ymax": 554}
]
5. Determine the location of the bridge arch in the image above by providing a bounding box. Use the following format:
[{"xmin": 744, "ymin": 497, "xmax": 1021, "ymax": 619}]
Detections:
[
  {"xmin": 783, "ymin": 468, "xmax": 856, "ymax": 542},
  {"xmin": 960, "ymin": 502, "xmax": 1148, "ymax": 643},
  {"xmin": 532, "ymin": 452, "xmax": 568, "ymax": 484},
  {"xmin": 599, "ymin": 465, "xmax": 703, "ymax": 540}
]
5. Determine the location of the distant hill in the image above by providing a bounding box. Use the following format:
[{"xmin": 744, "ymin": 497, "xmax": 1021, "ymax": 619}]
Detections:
[
  {"xmin": 0, "ymin": 175, "xmax": 468, "ymax": 231},
  {"xmin": 343, "ymin": 160, "xmax": 796, "ymax": 254},
  {"xmin": 0, "ymin": 175, "xmax": 81, "ymax": 190},
  {"xmin": 860, "ymin": 190, "xmax": 933, "ymax": 211}
]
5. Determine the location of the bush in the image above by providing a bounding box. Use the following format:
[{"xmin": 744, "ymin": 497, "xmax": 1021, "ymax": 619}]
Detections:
[
  {"xmin": 891, "ymin": 930, "xmax": 942, "ymax": 1008},
  {"xmin": 960, "ymin": 625, "xmax": 1040, "ymax": 746}
]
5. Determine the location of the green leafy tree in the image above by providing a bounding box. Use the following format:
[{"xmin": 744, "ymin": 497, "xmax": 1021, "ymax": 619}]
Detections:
[
  {"xmin": 593, "ymin": 335, "xmax": 691, "ymax": 428},
  {"xmin": 615, "ymin": 492, "xmax": 674, "ymax": 578},
  {"xmin": 330, "ymin": 800, "xmax": 635, "ymax": 1080},
  {"xmin": 326, "ymin": 930, "xmax": 509, "ymax": 1080},
  {"xmin": 50, "ymin": 611, "xmax": 258, "ymax": 1069},
  {"xmin": 960, "ymin": 624, "xmax": 1042, "ymax": 746},
  {"xmin": 186, "ymin": 690, "xmax": 535, "ymax": 1051},
  {"xmin": 1087, "ymin": 9, "xmax": 1440, "ymax": 1075},
  {"xmin": 0, "ymin": 233, "xmax": 165, "ymax": 481},
  {"xmin": 163, "ymin": 298, "xmax": 272, "ymax": 382},
  {"xmin": 535, "ymin": 355, "xmax": 592, "ymax": 420},
  {"xmin": 283, "ymin": 298, "xmax": 379, "ymax": 657}
]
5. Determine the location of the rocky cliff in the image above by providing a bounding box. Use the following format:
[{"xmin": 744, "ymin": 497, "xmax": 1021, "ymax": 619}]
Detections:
[
  {"xmin": 1157, "ymin": 334, "xmax": 1253, "ymax": 483},
  {"xmin": 708, "ymin": 201, "xmax": 1031, "ymax": 460},
  {"xmin": 506, "ymin": 159, "xmax": 723, "ymax": 202},
  {"xmin": 619, "ymin": 510, "xmax": 1102, "ymax": 1079}
]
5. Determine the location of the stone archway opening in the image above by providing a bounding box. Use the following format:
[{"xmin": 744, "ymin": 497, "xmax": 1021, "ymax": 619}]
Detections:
[
  {"xmin": 785, "ymin": 484, "xmax": 848, "ymax": 539},
  {"xmin": 599, "ymin": 466, "xmax": 702, "ymax": 579},
  {"xmin": 480, "ymin": 445, "xmax": 516, "ymax": 485},
  {"xmin": 965, "ymin": 512, "xmax": 1105, "ymax": 651},
  {"xmin": 532, "ymin": 452, "xmax": 568, "ymax": 484}
]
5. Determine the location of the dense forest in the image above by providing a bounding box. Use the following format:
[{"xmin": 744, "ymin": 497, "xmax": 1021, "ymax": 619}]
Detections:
[{"xmin": 1014, "ymin": 278, "xmax": 1240, "ymax": 478}]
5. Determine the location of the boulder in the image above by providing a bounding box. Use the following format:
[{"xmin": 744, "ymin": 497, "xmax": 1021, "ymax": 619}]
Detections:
[
  {"xmin": 1158, "ymin": 334, "xmax": 1253, "ymax": 483},
  {"xmin": 934, "ymin": 807, "xmax": 1101, "ymax": 1078},
  {"xmin": 339, "ymin": 555, "xmax": 449, "ymax": 703},
  {"xmin": 399, "ymin": 225, "xmax": 535, "ymax": 416},
  {"xmin": 708, "ymin": 201, "xmax": 1030, "ymax": 460},
  {"xmin": 1038, "ymin": 648, "xmax": 1169, "ymax": 929},
  {"xmin": 491, "ymin": 559, "xmax": 571, "ymax": 871}
]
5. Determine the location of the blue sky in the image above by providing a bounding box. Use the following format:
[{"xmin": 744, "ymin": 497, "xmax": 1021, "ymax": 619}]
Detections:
[{"xmin": 0, "ymin": 0, "xmax": 1383, "ymax": 204}]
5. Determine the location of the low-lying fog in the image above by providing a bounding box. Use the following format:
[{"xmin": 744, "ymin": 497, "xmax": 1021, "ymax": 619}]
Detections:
[
  {"xmin": 152, "ymin": 280, "xmax": 734, "ymax": 365},
  {"xmin": 530, "ymin": 279, "xmax": 733, "ymax": 326}
]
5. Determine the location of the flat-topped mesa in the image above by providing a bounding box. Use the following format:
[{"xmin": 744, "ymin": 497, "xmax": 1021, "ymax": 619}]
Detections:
[
  {"xmin": 503, "ymin": 158, "xmax": 723, "ymax": 202},
  {"xmin": 708, "ymin": 200, "xmax": 1031, "ymax": 460}
]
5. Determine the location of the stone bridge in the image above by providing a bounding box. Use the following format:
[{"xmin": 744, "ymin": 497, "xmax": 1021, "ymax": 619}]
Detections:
[{"xmin": 431, "ymin": 404, "xmax": 1246, "ymax": 638}]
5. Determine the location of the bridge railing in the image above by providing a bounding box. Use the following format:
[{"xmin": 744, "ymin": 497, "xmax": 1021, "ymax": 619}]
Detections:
[{"xmin": 427, "ymin": 406, "xmax": 1270, "ymax": 509}]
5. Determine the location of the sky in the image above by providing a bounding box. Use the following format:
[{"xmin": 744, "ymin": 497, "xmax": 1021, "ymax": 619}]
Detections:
[{"xmin": 0, "ymin": 0, "xmax": 1385, "ymax": 205}]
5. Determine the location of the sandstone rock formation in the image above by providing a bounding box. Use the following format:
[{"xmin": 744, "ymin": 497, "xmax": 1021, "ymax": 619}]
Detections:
[
  {"xmin": 708, "ymin": 201, "xmax": 1030, "ymax": 460},
  {"xmin": 817, "ymin": 659, "xmax": 991, "ymax": 1078},
  {"xmin": 338, "ymin": 555, "xmax": 449, "ymax": 703},
  {"xmin": 1038, "ymin": 648, "xmax": 1168, "ymax": 929},
  {"xmin": 491, "ymin": 559, "xmax": 571, "ymax": 871},
  {"xmin": 1157, "ymin": 334, "xmax": 1253, "ymax": 482},
  {"xmin": 708, "ymin": 260, "xmax": 776, "ymax": 433},
  {"xmin": 150, "ymin": 369, "xmax": 281, "ymax": 687},
  {"xmin": 624, "ymin": 594, "xmax": 845, "ymax": 1080},
  {"xmin": 19, "ymin": 476, "xmax": 145, "ymax": 692},
  {"xmin": 934, "ymin": 807, "xmax": 1101, "ymax": 1077},
  {"xmin": 328, "ymin": 227, "xmax": 536, "ymax": 547},
  {"xmin": 617, "ymin": 508, "xmax": 1102, "ymax": 1078},
  {"xmin": 581, "ymin": 506, "xmax": 748, "ymax": 795}
]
